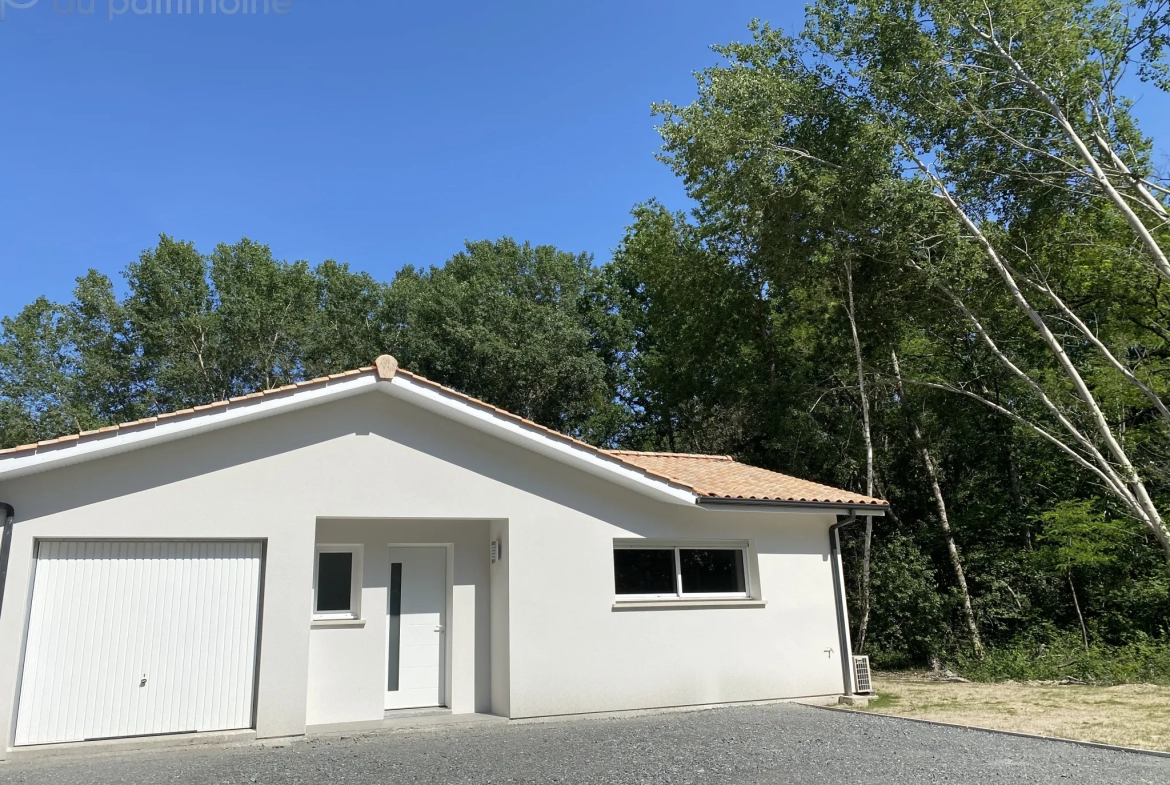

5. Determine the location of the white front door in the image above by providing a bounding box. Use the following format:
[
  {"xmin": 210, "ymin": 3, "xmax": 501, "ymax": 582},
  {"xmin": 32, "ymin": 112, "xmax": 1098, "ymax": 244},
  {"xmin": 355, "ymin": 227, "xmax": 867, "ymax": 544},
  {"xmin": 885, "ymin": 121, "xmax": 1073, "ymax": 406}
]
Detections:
[
  {"xmin": 385, "ymin": 546, "xmax": 447, "ymax": 710},
  {"xmin": 15, "ymin": 540, "xmax": 263, "ymax": 746}
]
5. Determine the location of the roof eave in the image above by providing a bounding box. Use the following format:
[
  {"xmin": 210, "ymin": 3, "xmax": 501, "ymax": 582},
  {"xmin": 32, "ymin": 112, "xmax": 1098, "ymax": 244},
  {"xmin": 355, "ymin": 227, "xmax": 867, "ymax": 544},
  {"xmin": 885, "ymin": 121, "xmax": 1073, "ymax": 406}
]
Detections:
[
  {"xmin": 0, "ymin": 360, "xmax": 870, "ymax": 514},
  {"xmin": 0, "ymin": 370, "xmax": 701, "ymax": 508},
  {"xmin": 0, "ymin": 374, "xmax": 381, "ymax": 482},
  {"xmin": 695, "ymin": 496, "xmax": 889, "ymax": 515}
]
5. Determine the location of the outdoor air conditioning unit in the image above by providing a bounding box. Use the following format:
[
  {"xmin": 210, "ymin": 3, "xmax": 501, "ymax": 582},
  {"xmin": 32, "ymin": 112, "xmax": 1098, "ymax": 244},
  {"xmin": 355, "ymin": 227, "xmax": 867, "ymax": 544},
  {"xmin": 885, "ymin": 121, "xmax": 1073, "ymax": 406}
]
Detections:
[{"xmin": 852, "ymin": 655, "xmax": 873, "ymax": 694}]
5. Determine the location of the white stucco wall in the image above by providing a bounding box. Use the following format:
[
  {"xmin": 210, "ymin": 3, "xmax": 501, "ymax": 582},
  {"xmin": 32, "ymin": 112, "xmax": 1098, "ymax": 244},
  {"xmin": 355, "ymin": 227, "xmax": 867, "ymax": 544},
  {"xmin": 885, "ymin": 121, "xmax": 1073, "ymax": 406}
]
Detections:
[
  {"xmin": 488, "ymin": 519, "xmax": 510, "ymax": 717},
  {"xmin": 0, "ymin": 388, "xmax": 848, "ymax": 751},
  {"xmin": 506, "ymin": 503, "xmax": 843, "ymax": 717}
]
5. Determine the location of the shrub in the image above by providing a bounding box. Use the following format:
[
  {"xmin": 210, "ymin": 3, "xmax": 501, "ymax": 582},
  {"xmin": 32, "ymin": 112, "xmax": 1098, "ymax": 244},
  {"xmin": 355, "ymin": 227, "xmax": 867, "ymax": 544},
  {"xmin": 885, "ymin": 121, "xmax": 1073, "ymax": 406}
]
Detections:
[
  {"xmin": 948, "ymin": 632, "xmax": 1170, "ymax": 685},
  {"xmin": 861, "ymin": 532, "xmax": 946, "ymax": 669}
]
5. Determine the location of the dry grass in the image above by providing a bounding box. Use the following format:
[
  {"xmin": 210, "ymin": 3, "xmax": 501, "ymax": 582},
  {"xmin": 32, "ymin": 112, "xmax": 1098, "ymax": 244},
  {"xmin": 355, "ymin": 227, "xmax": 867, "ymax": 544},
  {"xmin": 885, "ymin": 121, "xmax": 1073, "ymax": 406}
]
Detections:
[{"xmin": 864, "ymin": 673, "xmax": 1170, "ymax": 753}]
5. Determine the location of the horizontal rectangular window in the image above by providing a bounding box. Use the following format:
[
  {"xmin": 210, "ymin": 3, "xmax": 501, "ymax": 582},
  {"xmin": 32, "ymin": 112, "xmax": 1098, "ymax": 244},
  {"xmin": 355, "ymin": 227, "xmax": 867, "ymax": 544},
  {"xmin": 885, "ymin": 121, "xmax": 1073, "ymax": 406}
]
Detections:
[
  {"xmin": 614, "ymin": 543, "xmax": 750, "ymax": 599},
  {"xmin": 314, "ymin": 545, "xmax": 363, "ymax": 620}
]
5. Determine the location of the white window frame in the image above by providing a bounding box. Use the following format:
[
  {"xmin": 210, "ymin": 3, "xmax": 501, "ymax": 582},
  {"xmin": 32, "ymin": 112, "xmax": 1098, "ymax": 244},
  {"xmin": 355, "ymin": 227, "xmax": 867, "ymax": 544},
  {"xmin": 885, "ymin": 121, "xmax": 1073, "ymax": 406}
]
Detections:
[
  {"xmin": 313, "ymin": 544, "xmax": 363, "ymax": 620},
  {"xmin": 613, "ymin": 540, "xmax": 755, "ymax": 601}
]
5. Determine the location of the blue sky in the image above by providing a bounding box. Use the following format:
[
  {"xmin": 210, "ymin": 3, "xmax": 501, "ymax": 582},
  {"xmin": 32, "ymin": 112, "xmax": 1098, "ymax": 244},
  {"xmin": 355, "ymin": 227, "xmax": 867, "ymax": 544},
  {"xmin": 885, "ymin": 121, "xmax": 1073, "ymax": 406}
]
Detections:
[
  {"xmin": 0, "ymin": 0, "xmax": 797, "ymax": 318},
  {"xmin": 2, "ymin": 1, "xmax": 1168, "ymax": 320}
]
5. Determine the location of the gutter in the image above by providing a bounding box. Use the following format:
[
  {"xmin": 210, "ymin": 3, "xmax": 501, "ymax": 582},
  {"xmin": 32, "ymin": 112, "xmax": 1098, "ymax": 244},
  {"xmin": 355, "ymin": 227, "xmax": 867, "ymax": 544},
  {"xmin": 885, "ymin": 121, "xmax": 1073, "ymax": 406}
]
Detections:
[
  {"xmin": 828, "ymin": 513, "xmax": 859, "ymax": 696},
  {"xmin": 0, "ymin": 503, "xmax": 12, "ymax": 623},
  {"xmin": 695, "ymin": 497, "xmax": 887, "ymax": 515}
]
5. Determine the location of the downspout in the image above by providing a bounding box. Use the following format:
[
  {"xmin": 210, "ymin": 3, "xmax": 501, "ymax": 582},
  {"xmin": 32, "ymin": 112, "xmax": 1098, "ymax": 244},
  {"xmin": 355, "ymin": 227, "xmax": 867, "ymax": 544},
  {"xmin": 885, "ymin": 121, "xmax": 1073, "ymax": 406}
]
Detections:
[
  {"xmin": 0, "ymin": 503, "xmax": 12, "ymax": 623},
  {"xmin": 829, "ymin": 513, "xmax": 858, "ymax": 696}
]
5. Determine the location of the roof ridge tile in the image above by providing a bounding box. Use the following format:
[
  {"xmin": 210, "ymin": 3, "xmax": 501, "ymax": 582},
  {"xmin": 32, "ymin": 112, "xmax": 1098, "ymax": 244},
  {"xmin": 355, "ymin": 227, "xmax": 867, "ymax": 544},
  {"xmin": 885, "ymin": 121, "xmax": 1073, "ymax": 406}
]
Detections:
[{"xmin": 602, "ymin": 450, "xmax": 734, "ymax": 461}]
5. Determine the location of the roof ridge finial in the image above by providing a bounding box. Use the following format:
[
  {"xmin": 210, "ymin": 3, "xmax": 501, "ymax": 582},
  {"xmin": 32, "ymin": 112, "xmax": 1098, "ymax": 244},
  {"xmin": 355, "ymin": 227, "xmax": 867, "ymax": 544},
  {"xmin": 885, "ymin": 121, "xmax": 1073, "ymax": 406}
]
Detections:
[{"xmin": 375, "ymin": 355, "xmax": 399, "ymax": 380}]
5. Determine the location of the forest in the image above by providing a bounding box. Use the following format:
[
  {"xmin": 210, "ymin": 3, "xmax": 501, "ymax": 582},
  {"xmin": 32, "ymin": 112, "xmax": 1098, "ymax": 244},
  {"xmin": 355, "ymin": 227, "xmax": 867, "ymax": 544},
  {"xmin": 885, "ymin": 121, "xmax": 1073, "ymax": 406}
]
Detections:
[{"xmin": 4, "ymin": 0, "xmax": 1170, "ymax": 679}]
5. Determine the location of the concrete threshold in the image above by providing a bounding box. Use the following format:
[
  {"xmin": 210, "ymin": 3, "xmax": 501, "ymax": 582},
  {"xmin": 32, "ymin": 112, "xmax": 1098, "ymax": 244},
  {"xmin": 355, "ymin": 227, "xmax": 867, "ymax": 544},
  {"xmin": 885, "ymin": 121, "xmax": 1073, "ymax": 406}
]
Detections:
[
  {"xmin": 384, "ymin": 707, "xmax": 451, "ymax": 720},
  {"xmin": 306, "ymin": 712, "xmax": 506, "ymax": 737}
]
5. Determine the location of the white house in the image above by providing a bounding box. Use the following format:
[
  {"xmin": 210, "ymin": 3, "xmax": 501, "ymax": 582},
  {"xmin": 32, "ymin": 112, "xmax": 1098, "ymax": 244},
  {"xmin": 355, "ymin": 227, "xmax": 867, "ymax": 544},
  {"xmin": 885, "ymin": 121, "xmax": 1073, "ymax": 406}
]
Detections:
[{"xmin": 0, "ymin": 355, "xmax": 886, "ymax": 753}]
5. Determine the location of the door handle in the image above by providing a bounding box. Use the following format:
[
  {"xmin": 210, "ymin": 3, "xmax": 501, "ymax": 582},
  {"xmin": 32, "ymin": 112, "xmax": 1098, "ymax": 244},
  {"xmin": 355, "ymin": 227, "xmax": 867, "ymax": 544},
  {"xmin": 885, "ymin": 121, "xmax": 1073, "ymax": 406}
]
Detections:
[{"xmin": 435, "ymin": 625, "xmax": 445, "ymax": 633}]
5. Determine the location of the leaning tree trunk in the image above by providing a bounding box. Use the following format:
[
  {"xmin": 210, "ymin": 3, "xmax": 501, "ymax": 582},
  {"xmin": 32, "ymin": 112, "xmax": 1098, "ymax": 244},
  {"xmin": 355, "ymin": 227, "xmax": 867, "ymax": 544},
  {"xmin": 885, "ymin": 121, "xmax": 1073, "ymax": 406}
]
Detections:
[
  {"xmin": 906, "ymin": 148, "xmax": 1170, "ymax": 565},
  {"xmin": 844, "ymin": 264, "xmax": 875, "ymax": 654},
  {"xmin": 891, "ymin": 349, "xmax": 985, "ymax": 658},
  {"xmin": 969, "ymin": 20, "xmax": 1170, "ymax": 284},
  {"xmin": 1068, "ymin": 571, "xmax": 1089, "ymax": 651}
]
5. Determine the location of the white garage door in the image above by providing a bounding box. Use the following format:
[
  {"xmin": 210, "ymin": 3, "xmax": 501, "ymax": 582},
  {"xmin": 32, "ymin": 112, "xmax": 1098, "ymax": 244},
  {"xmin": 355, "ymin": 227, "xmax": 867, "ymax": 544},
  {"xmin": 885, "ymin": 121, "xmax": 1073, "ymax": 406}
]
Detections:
[{"xmin": 15, "ymin": 540, "xmax": 263, "ymax": 746}]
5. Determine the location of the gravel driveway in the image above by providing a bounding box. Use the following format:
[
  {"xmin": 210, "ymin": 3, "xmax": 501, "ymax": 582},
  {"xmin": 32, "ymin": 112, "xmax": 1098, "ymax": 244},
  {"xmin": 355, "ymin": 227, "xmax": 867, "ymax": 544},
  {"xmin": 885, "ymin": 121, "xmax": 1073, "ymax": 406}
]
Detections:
[{"xmin": 2, "ymin": 702, "xmax": 1167, "ymax": 784}]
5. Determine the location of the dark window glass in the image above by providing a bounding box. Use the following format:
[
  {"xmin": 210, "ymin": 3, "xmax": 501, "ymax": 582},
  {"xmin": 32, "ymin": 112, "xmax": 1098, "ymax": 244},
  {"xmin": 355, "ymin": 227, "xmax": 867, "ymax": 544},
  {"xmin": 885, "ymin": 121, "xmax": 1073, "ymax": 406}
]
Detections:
[
  {"xmin": 614, "ymin": 549, "xmax": 676, "ymax": 595},
  {"xmin": 387, "ymin": 562, "xmax": 402, "ymax": 691},
  {"xmin": 680, "ymin": 549, "xmax": 746, "ymax": 594},
  {"xmin": 316, "ymin": 551, "xmax": 353, "ymax": 612}
]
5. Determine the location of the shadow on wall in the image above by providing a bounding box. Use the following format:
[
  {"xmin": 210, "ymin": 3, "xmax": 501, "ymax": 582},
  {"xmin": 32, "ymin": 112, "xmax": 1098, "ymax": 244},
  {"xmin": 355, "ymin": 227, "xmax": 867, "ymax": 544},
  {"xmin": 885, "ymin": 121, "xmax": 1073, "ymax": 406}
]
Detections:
[{"xmin": 5, "ymin": 390, "xmax": 829, "ymax": 557}]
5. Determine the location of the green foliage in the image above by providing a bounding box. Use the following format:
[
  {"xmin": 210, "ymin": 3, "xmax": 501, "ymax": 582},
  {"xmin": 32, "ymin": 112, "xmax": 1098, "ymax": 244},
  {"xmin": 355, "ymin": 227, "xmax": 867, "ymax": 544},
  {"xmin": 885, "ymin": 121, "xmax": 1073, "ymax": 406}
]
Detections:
[
  {"xmin": 610, "ymin": 203, "xmax": 778, "ymax": 456},
  {"xmin": 1, "ymin": 235, "xmax": 625, "ymax": 448},
  {"xmin": 646, "ymin": 0, "xmax": 1170, "ymax": 668},
  {"xmin": 125, "ymin": 236, "xmax": 218, "ymax": 407},
  {"xmin": 386, "ymin": 239, "xmax": 629, "ymax": 443},
  {"xmin": 0, "ymin": 296, "xmax": 88, "ymax": 445},
  {"xmin": 1035, "ymin": 501, "xmax": 1125, "ymax": 572},
  {"xmin": 5, "ymin": 2, "xmax": 1170, "ymax": 679},
  {"xmin": 207, "ymin": 238, "xmax": 318, "ymax": 395},
  {"xmin": 952, "ymin": 633, "xmax": 1170, "ymax": 685},
  {"xmin": 855, "ymin": 532, "xmax": 946, "ymax": 669}
]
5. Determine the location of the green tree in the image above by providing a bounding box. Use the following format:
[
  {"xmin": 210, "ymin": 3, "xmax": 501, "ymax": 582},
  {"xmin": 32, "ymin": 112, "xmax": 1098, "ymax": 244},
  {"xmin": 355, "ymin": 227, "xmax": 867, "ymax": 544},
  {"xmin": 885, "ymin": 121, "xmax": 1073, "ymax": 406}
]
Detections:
[
  {"xmin": 610, "ymin": 203, "xmax": 772, "ymax": 456},
  {"xmin": 802, "ymin": 0, "xmax": 1170, "ymax": 558},
  {"xmin": 67, "ymin": 270, "xmax": 143, "ymax": 425},
  {"xmin": 0, "ymin": 297, "xmax": 85, "ymax": 445},
  {"xmin": 387, "ymin": 238, "xmax": 628, "ymax": 443},
  {"xmin": 641, "ymin": 1, "xmax": 1170, "ymax": 659},
  {"xmin": 304, "ymin": 260, "xmax": 389, "ymax": 377},
  {"xmin": 124, "ymin": 235, "xmax": 218, "ymax": 409},
  {"xmin": 208, "ymin": 238, "xmax": 318, "ymax": 396},
  {"xmin": 1035, "ymin": 500, "xmax": 1142, "ymax": 649}
]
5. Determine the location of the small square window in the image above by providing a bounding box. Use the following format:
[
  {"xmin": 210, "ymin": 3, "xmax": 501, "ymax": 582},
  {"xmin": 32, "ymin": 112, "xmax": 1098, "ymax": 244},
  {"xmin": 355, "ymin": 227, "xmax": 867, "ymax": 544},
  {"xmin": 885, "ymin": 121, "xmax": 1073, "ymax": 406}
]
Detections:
[{"xmin": 314, "ymin": 545, "xmax": 362, "ymax": 619}]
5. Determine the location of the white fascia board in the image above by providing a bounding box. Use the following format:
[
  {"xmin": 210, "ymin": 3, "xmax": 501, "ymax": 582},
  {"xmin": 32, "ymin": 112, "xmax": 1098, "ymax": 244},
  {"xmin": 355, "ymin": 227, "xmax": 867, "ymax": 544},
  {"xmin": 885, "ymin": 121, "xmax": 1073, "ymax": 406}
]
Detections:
[
  {"xmin": 0, "ymin": 375, "xmax": 380, "ymax": 482},
  {"xmin": 382, "ymin": 375, "xmax": 699, "ymax": 507}
]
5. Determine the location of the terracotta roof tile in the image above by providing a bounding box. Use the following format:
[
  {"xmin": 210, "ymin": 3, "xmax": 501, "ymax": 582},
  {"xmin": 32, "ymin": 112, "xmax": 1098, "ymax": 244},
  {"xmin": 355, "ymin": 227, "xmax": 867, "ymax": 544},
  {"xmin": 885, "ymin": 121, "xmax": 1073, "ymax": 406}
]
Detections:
[
  {"xmin": 603, "ymin": 450, "xmax": 886, "ymax": 507},
  {"xmin": 0, "ymin": 358, "xmax": 887, "ymax": 508}
]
